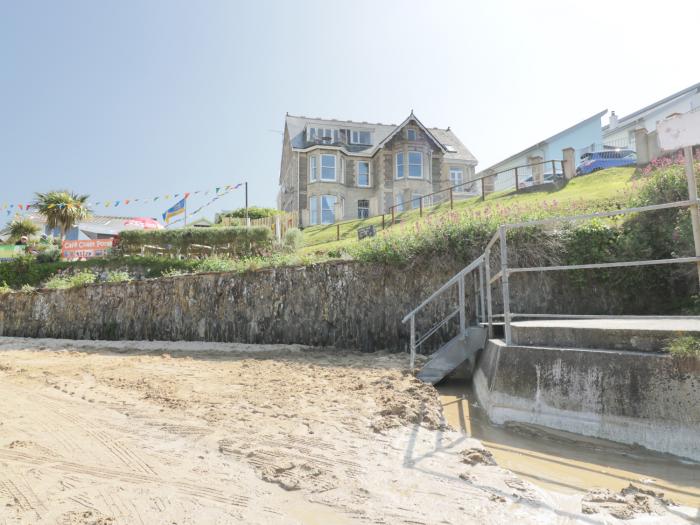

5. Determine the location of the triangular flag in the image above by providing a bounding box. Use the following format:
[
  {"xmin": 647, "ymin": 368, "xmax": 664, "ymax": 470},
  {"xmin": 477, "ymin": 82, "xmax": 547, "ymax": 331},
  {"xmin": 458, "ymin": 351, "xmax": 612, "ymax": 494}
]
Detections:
[
  {"xmin": 124, "ymin": 200, "xmax": 130, "ymax": 205},
  {"xmin": 154, "ymin": 197, "xmax": 159, "ymax": 202},
  {"xmin": 184, "ymin": 192, "xmax": 190, "ymax": 199},
  {"xmin": 114, "ymin": 201, "xmax": 120, "ymax": 207},
  {"xmin": 18, "ymin": 204, "xmax": 23, "ymax": 210},
  {"xmin": 215, "ymin": 187, "xmax": 220, "ymax": 193}
]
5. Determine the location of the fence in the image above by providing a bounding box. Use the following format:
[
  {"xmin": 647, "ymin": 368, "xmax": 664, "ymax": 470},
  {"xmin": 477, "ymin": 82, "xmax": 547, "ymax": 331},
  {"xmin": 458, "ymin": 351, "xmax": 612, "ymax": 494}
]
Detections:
[{"xmin": 303, "ymin": 159, "xmax": 566, "ymax": 247}]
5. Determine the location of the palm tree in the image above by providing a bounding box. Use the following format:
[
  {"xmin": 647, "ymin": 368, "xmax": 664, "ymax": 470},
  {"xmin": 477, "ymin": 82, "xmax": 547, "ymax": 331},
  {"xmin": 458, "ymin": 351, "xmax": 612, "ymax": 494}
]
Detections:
[
  {"xmin": 1, "ymin": 217, "xmax": 40, "ymax": 242},
  {"xmin": 32, "ymin": 191, "xmax": 91, "ymax": 242}
]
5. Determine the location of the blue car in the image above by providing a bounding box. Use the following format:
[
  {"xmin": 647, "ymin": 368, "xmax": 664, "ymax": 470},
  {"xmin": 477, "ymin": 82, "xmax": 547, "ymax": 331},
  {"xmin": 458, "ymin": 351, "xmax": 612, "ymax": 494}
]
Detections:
[{"xmin": 576, "ymin": 149, "xmax": 636, "ymax": 175}]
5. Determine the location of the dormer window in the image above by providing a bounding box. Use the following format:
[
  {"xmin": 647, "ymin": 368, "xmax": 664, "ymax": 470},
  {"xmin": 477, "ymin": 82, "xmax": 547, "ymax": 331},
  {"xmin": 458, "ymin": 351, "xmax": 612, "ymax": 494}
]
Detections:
[
  {"xmin": 350, "ymin": 130, "xmax": 371, "ymax": 145},
  {"xmin": 407, "ymin": 129, "xmax": 417, "ymax": 141},
  {"xmin": 307, "ymin": 127, "xmax": 336, "ymax": 143}
]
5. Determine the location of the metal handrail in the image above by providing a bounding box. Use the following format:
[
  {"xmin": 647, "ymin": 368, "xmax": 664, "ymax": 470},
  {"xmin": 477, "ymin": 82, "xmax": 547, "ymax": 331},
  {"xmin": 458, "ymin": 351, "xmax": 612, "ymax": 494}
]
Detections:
[{"xmin": 403, "ymin": 194, "xmax": 700, "ymax": 367}]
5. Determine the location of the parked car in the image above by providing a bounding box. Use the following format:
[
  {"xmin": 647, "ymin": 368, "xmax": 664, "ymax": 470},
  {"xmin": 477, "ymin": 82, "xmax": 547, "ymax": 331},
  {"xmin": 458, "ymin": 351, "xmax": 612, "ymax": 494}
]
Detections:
[
  {"xmin": 518, "ymin": 170, "xmax": 562, "ymax": 189},
  {"xmin": 576, "ymin": 149, "xmax": 636, "ymax": 175}
]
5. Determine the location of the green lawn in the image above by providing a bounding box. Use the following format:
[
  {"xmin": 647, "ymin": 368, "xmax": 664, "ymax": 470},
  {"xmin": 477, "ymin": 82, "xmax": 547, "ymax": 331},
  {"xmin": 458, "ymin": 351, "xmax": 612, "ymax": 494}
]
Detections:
[{"xmin": 301, "ymin": 167, "xmax": 638, "ymax": 253}]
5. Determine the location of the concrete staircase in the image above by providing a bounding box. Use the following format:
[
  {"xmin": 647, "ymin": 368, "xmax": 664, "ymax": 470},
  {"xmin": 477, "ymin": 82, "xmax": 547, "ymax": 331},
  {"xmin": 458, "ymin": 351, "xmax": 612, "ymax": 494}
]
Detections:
[{"xmin": 510, "ymin": 318, "xmax": 700, "ymax": 352}]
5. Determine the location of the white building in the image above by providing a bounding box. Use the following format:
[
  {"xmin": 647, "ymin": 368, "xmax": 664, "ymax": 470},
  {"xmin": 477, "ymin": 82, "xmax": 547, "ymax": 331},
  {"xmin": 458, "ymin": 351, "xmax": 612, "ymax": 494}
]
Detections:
[{"xmin": 603, "ymin": 82, "xmax": 700, "ymax": 150}]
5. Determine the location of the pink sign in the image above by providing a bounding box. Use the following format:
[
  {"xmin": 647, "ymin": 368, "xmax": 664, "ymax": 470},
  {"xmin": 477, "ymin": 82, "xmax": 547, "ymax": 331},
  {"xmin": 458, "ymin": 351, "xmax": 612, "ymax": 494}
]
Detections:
[{"xmin": 61, "ymin": 239, "xmax": 114, "ymax": 261}]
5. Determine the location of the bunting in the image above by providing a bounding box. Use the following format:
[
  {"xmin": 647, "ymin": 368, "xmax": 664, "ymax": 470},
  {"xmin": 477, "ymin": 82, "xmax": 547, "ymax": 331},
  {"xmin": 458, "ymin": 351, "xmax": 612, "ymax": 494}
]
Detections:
[{"xmin": 1, "ymin": 182, "xmax": 244, "ymax": 213}]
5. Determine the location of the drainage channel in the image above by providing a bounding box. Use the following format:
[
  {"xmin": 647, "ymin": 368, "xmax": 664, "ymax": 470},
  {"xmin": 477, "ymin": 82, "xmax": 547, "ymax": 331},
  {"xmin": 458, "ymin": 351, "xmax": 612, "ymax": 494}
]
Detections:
[{"xmin": 438, "ymin": 379, "xmax": 700, "ymax": 508}]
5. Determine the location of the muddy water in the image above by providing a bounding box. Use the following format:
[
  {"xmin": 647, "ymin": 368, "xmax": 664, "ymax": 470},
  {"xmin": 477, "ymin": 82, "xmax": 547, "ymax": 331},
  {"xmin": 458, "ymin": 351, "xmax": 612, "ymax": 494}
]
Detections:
[{"xmin": 439, "ymin": 380, "xmax": 700, "ymax": 509}]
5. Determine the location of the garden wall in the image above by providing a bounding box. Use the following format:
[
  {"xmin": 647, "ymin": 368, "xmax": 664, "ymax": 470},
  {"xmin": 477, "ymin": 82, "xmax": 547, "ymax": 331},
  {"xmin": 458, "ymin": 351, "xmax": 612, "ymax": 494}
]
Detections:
[{"xmin": 0, "ymin": 258, "xmax": 693, "ymax": 351}]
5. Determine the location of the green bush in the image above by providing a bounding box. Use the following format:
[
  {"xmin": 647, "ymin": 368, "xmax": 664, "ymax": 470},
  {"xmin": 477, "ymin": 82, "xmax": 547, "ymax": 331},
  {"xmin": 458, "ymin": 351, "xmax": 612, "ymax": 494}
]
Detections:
[
  {"xmin": 44, "ymin": 271, "xmax": 96, "ymax": 290},
  {"xmin": 283, "ymin": 228, "xmax": 304, "ymax": 251},
  {"xmin": 0, "ymin": 281, "xmax": 11, "ymax": 294},
  {"xmin": 105, "ymin": 271, "xmax": 131, "ymax": 283},
  {"xmin": 666, "ymin": 336, "xmax": 700, "ymax": 358},
  {"xmin": 36, "ymin": 248, "xmax": 61, "ymax": 263},
  {"xmin": 216, "ymin": 207, "xmax": 278, "ymax": 221},
  {"xmin": 118, "ymin": 226, "xmax": 273, "ymax": 257},
  {"xmin": 20, "ymin": 284, "xmax": 35, "ymax": 293}
]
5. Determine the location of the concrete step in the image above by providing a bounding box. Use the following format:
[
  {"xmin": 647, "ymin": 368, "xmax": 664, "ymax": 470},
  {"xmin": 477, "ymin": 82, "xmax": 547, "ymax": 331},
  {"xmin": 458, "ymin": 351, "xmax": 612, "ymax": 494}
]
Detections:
[
  {"xmin": 510, "ymin": 318, "xmax": 700, "ymax": 352},
  {"xmin": 417, "ymin": 326, "xmax": 487, "ymax": 385}
]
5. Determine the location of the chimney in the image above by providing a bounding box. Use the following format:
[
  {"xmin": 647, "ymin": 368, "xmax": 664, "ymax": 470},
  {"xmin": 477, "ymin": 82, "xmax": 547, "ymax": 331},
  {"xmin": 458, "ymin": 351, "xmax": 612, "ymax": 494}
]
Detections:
[{"xmin": 609, "ymin": 111, "xmax": 619, "ymax": 130}]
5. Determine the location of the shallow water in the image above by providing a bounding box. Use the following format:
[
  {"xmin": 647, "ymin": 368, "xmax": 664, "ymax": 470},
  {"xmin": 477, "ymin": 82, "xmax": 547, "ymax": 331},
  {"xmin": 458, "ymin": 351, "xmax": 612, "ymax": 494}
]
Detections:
[{"xmin": 438, "ymin": 379, "xmax": 700, "ymax": 509}]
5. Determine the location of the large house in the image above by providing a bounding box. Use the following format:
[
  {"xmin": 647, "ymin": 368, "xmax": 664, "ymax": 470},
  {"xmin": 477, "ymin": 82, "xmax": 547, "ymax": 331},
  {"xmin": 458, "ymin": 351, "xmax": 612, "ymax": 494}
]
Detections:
[
  {"xmin": 278, "ymin": 112, "xmax": 477, "ymax": 226},
  {"xmin": 604, "ymin": 82, "xmax": 700, "ymax": 150}
]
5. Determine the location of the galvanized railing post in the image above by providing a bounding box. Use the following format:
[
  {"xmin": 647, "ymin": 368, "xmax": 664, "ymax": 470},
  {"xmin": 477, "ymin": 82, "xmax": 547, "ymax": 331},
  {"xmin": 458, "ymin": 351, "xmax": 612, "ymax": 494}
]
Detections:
[
  {"xmin": 478, "ymin": 260, "xmax": 486, "ymax": 324},
  {"xmin": 458, "ymin": 274, "xmax": 466, "ymax": 335},
  {"xmin": 499, "ymin": 226, "xmax": 512, "ymax": 344},
  {"xmin": 409, "ymin": 314, "xmax": 416, "ymax": 371},
  {"xmin": 485, "ymin": 247, "xmax": 493, "ymax": 337}
]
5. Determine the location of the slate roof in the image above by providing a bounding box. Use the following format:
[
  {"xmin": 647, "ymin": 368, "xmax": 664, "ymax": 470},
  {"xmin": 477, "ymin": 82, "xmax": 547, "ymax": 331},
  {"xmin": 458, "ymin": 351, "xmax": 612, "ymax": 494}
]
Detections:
[{"xmin": 284, "ymin": 112, "xmax": 477, "ymax": 163}]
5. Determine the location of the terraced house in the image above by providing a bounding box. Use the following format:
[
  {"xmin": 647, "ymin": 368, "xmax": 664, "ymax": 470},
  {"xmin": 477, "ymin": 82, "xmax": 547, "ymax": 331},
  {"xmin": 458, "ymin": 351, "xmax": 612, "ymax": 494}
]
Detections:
[{"xmin": 278, "ymin": 112, "xmax": 478, "ymax": 226}]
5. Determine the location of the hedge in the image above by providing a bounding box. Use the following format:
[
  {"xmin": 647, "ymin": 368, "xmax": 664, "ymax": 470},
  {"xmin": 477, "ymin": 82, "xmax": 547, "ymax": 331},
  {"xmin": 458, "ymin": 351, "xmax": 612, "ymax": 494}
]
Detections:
[{"xmin": 118, "ymin": 226, "xmax": 273, "ymax": 256}]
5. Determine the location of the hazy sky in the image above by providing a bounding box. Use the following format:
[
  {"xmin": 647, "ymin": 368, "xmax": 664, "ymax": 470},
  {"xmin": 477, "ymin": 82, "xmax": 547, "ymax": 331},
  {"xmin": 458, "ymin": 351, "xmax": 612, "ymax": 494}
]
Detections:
[{"xmin": 2, "ymin": 0, "xmax": 699, "ymax": 225}]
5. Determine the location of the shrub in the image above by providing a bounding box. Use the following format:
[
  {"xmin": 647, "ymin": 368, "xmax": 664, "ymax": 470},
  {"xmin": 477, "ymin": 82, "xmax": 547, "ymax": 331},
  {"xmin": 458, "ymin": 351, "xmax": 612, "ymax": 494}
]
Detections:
[
  {"xmin": 44, "ymin": 271, "xmax": 96, "ymax": 290},
  {"xmin": 105, "ymin": 271, "xmax": 131, "ymax": 283},
  {"xmin": 666, "ymin": 336, "xmax": 700, "ymax": 358},
  {"xmin": 20, "ymin": 284, "xmax": 35, "ymax": 293},
  {"xmin": 36, "ymin": 248, "xmax": 61, "ymax": 263},
  {"xmin": 0, "ymin": 281, "xmax": 11, "ymax": 294},
  {"xmin": 118, "ymin": 226, "xmax": 273, "ymax": 257},
  {"xmin": 283, "ymin": 228, "xmax": 303, "ymax": 251},
  {"xmin": 216, "ymin": 207, "xmax": 278, "ymax": 221}
]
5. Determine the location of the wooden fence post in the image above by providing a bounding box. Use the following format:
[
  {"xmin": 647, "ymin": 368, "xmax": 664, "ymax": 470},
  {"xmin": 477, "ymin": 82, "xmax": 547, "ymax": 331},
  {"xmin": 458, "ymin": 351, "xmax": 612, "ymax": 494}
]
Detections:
[
  {"xmin": 481, "ymin": 178, "xmax": 485, "ymax": 201},
  {"xmin": 382, "ymin": 214, "xmax": 385, "ymax": 230},
  {"xmin": 391, "ymin": 207, "xmax": 395, "ymax": 226},
  {"xmin": 514, "ymin": 167, "xmax": 519, "ymax": 192},
  {"xmin": 419, "ymin": 197, "xmax": 423, "ymax": 217},
  {"xmin": 336, "ymin": 224, "xmax": 340, "ymax": 241},
  {"xmin": 449, "ymin": 188, "xmax": 453, "ymax": 209}
]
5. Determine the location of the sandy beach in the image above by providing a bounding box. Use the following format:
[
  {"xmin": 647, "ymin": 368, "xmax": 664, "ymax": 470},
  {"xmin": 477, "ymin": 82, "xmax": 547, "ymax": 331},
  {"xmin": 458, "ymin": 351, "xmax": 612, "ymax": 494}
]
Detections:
[{"xmin": 0, "ymin": 337, "xmax": 694, "ymax": 524}]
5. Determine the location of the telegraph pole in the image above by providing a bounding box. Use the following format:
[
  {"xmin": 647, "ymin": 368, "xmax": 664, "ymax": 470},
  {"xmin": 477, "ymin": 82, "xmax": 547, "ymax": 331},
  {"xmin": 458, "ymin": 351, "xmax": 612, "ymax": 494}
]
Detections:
[{"xmin": 244, "ymin": 182, "xmax": 249, "ymax": 226}]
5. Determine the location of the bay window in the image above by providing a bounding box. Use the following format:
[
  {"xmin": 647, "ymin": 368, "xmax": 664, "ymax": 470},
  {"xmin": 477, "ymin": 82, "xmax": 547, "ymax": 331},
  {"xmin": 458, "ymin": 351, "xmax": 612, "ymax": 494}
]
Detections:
[
  {"xmin": 321, "ymin": 154, "xmax": 336, "ymax": 181},
  {"xmin": 450, "ymin": 168, "xmax": 464, "ymax": 190},
  {"xmin": 357, "ymin": 161, "xmax": 370, "ymax": 187},
  {"xmin": 396, "ymin": 152, "xmax": 404, "ymax": 179},
  {"xmin": 408, "ymin": 151, "xmax": 423, "ymax": 178}
]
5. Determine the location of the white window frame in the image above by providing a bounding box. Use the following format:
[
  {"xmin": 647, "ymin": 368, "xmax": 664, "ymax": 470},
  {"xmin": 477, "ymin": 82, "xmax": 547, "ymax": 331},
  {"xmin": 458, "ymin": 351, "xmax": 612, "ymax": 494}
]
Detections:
[
  {"xmin": 411, "ymin": 193, "xmax": 423, "ymax": 209},
  {"xmin": 320, "ymin": 154, "xmax": 337, "ymax": 181},
  {"xmin": 321, "ymin": 194, "xmax": 337, "ymax": 224},
  {"xmin": 408, "ymin": 151, "xmax": 423, "ymax": 179},
  {"xmin": 450, "ymin": 167, "xmax": 464, "ymax": 192},
  {"xmin": 350, "ymin": 130, "xmax": 371, "ymax": 145},
  {"xmin": 309, "ymin": 196, "xmax": 318, "ymax": 225},
  {"xmin": 357, "ymin": 161, "xmax": 370, "ymax": 187},
  {"xmin": 396, "ymin": 152, "xmax": 404, "ymax": 179},
  {"xmin": 407, "ymin": 129, "xmax": 417, "ymax": 141},
  {"xmin": 309, "ymin": 156, "xmax": 317, "ymax": 182},
  {"xmin": 395, "ymin": 193, "xmax": 404, "ymax": 212}
]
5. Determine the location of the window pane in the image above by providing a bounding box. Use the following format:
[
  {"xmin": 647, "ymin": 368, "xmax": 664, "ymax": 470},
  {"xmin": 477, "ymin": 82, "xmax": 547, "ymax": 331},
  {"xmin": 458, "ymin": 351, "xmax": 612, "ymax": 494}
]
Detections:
[
  {"xmin": 450, "ymin": 168, "xmax": 463, "ymax": 188},
  {"xmin": 407, "ymin": 129, "xmax": 416, "ymax": 140},
  {"xmin": 321, "ymin": 155, "xmax": 336, "ymax": 180},
  {"xmin": 396, "ymin": 152, "xmax": 404, "ymax": 179},
  {"xmin": 408, "ymin": 151, "xmax": 422, "ymax": 178},
  {"xmin": 359, "ymin": 131, "xmax": 370, "ymax": 144},
  {"xmin": 358, "ymin": 199, "xmax": 369, "ymax": 219},
  {"xmin": 321, "ymin": 195, "xmax": 336, "ymax": 224},
  {"xmin": 412, "ymin": 194, "xmax": 422, "ymax": 209},
  {"xmin": 310, "ymin": 156, "xmax": 317, "ymax": 181},
  {"xmin": 309, "ymin": 197, "xmax": 318, "ymax": 225},
  {"xmin": 358, "ymin": 161, "xmax": 369, "ymax": 186},
  {"xmin": 396, "ymin": 193, "xmax": 404, "ymax": 212}
]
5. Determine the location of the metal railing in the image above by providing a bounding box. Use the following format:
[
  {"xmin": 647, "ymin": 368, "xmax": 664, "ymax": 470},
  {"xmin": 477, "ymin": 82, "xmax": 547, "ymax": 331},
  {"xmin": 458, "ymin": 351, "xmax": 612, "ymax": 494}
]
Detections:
[
  {"xmin": 302, "ymin": 159, "xmax": 566, "ymax": 245},
  {"xmin": 402, "ymin": 197, "xmax": 700, "ymax": 367}
]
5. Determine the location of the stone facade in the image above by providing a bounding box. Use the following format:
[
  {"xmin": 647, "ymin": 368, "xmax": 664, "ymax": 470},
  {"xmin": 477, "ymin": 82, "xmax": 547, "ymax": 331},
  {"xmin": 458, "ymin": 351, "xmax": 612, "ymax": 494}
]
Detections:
[{"xmin": 278, "ymin": 113, "xmax": 478, "ymax": 226}]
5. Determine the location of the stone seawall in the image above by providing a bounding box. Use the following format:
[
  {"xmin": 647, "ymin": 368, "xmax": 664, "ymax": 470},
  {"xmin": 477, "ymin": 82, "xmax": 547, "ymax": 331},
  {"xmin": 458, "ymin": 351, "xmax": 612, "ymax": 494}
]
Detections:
[
  {"xmin": 473, "ymin": 339, "xmax": 700, "ymax": 461},
  {"xmin": 0, "ymin": 258, "xmax": 690, "ymax": 351}
]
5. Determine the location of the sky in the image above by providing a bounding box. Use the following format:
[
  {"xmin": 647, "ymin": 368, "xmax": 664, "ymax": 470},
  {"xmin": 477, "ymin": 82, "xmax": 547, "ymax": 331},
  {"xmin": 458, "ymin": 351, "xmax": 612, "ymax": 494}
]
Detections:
[{"xmin": 2, "ymin": 0, "xmax": 699, "ymax": 226}]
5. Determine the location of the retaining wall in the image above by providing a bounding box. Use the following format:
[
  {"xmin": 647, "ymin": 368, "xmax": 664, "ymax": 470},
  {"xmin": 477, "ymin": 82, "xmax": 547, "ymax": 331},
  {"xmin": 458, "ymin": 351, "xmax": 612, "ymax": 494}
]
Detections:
[
  {"xmin": 473, "ymin": 339, "xmax": 700, "ymax": 461},
  {"xmin": 0, "ymin": 258, "xmax": 692, "ymax": 351}
]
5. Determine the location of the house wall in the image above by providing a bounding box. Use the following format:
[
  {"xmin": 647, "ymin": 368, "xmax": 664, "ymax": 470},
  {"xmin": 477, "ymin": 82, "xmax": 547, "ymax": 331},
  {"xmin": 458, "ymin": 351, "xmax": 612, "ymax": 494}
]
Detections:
[
  {"xmin": 278, "ymin": 126, "xmax": 298, "ymax": 215},
  {"xmin": 604, "ymin": 91, "xmax": 700, "ymax": 148}
]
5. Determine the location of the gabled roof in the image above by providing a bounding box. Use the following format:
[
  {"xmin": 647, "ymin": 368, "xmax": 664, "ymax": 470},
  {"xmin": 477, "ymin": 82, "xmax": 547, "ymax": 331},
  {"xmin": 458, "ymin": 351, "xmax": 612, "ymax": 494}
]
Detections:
[
  {"xmin": 603, "ymin": 82, "xmax": 700, "ymax": 132},
  {"xmin": 284, "ymin": 112, "xmax": 477, "ymax": 163},
  {"xmin": 480, "ymin": 110, "xmax": 607, "ymax": 173}
]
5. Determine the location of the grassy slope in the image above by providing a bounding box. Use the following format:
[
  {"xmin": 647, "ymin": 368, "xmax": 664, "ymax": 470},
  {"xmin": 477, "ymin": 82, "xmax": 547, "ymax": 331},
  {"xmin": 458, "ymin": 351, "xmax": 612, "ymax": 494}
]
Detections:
[{"xmin": 301, "ymin": 167, "xmax": 637, "ymax": 253}]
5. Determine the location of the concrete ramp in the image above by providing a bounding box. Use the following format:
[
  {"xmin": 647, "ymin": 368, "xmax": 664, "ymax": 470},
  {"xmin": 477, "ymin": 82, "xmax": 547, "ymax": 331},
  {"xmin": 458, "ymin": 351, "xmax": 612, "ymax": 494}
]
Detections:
[{"xmin": 417, "ymin": 327, "xmax": 487, "ymax": 385}]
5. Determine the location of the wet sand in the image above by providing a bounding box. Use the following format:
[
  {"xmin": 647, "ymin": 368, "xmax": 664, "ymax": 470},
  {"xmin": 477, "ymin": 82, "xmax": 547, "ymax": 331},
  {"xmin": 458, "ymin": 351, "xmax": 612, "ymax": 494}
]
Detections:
[
  {"xmin": 439, "ymin": 380, "xmax": 700, "ymax": 509},
  {"xmin": 0, "ymin": 337, "xmax": 696, "ymax": 524}
]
